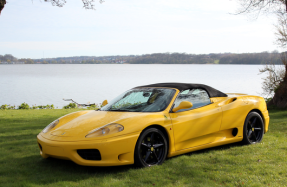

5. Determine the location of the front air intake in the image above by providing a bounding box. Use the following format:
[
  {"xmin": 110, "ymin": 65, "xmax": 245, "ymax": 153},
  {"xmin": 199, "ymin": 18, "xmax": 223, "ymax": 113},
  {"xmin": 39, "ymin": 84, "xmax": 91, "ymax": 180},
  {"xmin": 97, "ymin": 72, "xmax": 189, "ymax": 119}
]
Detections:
[
  {"xmin": 38, "ymin": 142, "xmax": 42, "ymax": 151},
  {"xmin": 77, "ymin": 149, "xmax": 101, "ymax": 160}
]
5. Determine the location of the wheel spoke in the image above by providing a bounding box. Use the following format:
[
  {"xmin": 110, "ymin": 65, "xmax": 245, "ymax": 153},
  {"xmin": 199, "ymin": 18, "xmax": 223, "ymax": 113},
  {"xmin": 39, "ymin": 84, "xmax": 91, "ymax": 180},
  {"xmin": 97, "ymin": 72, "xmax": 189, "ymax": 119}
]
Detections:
[
  {"xmin": 150, "ymin": 133, "xmax": 155, "ymax": 144},
  {"xmin": 153, "ymin": 151, "xmax": 159, "ymax": 162},
  {"xmin": 247, "ymin": 130, "xmax": 252, "ymax": 138},
  {"xmin": 251, "ymin": 117, "xmax": 257, "ymax": 128},
  {"xmin": 136, "ymin": 129, "xmax": 167, "ymax": 166},
  {"xmin": 144, "ymin": 151, "xmax": 151, "ymax": 162},
  {"xmin": 248, "ymin": 121, "xmax": 252, "ymax": 128},
  {"xmin": 252, "ymin": 132, "xmax": 257, "ymax": 141},
  {"xmin": 141, "ymin": 143, "xmax": 150, "ymax": 148},
  {"xmin": 153, "ymin": 143, "xmax": 164, "ymax": 148},
  {"xmin": 242, "ymin": 113, "xmax": 265, "ymax": 145}
]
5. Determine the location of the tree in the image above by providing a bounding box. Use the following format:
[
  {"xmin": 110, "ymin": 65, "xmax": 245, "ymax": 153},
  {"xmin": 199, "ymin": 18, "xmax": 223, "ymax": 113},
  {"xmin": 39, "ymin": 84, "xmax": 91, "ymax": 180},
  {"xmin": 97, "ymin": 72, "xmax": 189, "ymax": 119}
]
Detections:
[
  {"xmin": 4, "ymin": 54, "xmax": 17, "ymax": 61},
  {"xmin": 19, "ymin": 58, "xmax": 35, "ymax": 64},
  {"xmin": 262, "ymin": 53, "xmax": 287, "ymax": 108},
  {"xmin": 0, "ymin": 54, "xmax": 17, "ymax": 62},
  {"xmin": 259, "ymin": 54, "xmax": 286, "ymax": 95},
  {"xmin": 0, "ymin": 0, "xmax": 104, "ymax": 15},
  {"xmin": 0, "ymin": 0, "xmax": 5, "ymax": 15},
  {"xmin": 275, "ymin": 12, "xmax": 287, "ymax": 48},
  {"xmin": 237, "ymin": 0, "xmax": 287, "ymax": 108},
  {"xmin": 236, "ymin": 0, "xmax": 287, "ymax": 17}
]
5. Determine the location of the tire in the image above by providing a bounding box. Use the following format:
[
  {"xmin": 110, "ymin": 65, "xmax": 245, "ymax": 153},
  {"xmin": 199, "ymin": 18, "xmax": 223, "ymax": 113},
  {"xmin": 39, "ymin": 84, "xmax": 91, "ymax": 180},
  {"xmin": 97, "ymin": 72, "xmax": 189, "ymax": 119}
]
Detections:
[
  {"xmin": 242, "ymin": 112, "xmax": 264, "ymax": 145},
  {"xmin": 134, "ymin": 128, "xmax": 168, "ymax": 167}
]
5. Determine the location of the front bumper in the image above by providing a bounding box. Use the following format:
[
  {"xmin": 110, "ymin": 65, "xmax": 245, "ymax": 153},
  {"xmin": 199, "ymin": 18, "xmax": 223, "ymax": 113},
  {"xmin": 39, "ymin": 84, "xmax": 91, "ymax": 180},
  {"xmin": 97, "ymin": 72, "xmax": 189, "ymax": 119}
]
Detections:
[
  {"xmin": 262, "ymin": 110, "xmax": 270, "ymax": 133},
  {"xmin": 37, "ymin": 132, "xmax": 140, "ymax": 166}
]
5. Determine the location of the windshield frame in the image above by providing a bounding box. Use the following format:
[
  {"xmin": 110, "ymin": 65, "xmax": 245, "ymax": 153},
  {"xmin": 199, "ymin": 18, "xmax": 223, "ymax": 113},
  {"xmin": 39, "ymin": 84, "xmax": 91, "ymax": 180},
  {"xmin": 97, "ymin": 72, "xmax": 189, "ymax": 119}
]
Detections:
[{"xmin": 100, "ymin": 87, "xmax": 177, "ymax": 113}]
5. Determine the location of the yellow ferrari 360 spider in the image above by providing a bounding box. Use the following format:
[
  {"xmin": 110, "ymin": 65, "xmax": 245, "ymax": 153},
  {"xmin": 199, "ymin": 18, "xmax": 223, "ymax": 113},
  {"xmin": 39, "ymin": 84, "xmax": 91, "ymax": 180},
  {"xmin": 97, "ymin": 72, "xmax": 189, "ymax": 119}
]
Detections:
[{"xmin": 37, "ymin": 83, "xmax": 269, "ymax": 167}]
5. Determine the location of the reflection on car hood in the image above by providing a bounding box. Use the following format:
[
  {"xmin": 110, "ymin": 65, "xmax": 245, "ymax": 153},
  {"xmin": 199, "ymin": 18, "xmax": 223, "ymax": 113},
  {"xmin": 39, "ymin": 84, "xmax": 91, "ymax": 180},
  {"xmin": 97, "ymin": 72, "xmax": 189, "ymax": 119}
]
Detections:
[{"xmin": 42, "ymin": 111, "xmax": 155, "ymax": 141}]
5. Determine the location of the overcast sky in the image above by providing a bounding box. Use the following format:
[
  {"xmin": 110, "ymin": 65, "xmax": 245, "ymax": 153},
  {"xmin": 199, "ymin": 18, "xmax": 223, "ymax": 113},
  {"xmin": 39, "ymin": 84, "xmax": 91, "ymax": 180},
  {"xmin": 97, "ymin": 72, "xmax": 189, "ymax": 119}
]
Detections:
[{"xmin": 0, "ymin": 0, "xmax": 279, "ymax": 59}]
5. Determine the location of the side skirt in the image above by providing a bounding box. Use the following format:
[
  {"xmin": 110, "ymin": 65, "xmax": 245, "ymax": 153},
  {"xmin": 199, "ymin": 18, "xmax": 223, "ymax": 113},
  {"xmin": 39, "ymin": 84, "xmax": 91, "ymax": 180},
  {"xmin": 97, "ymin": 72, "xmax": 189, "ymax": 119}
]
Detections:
[{"xmin": 168, "ymin": 127, "xmax": 243, "ymax": 157}]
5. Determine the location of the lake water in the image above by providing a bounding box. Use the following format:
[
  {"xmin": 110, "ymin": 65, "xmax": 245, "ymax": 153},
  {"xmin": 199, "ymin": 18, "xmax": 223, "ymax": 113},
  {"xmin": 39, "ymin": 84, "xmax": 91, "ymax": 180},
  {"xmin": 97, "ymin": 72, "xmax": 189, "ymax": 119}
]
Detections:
[{"xmin": 0, "ymin": 64, "xmax": 266, "ymax": 108}]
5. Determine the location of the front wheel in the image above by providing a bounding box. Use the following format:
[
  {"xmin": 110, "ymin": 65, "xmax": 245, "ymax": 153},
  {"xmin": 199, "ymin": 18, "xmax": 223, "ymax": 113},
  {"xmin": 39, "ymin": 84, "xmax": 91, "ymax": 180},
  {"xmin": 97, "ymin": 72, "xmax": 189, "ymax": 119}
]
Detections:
[
  {"xmin": 134, "ymin": 128, "xmax": 168, "ymax": 167},
  {"xmin": 242, "ymin": 112, "xmax": 264, "ymax": 144}
]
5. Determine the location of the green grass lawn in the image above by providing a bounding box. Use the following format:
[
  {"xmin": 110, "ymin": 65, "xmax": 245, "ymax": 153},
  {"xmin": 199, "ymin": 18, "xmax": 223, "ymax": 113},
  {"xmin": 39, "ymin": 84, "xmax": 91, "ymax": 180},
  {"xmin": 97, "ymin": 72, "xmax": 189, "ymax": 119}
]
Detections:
[{"xmin": 0, "ymin": 109, "xmax": 286, "ymax": 187}]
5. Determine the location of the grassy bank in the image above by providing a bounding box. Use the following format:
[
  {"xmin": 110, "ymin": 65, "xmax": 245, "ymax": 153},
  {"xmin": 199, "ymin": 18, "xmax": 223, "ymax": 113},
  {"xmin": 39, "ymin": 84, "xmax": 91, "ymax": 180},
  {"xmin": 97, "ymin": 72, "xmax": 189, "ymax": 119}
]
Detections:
[{"xmin": 0, "ymin": 109, "xmax": 286, "ymax": 187}]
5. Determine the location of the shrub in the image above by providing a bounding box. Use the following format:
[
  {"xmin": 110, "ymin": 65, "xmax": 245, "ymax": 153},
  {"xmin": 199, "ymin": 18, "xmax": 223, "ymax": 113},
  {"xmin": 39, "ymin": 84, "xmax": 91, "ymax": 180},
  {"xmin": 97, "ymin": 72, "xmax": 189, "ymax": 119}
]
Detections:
[
  {"xmin": 38, "ymin": 105, "xmax": 45, "ymax": 109},
  {"xmin": 1, "ymin": 104, "xmax": 8, "ymax": 110},
  {"xmin": 32, "ymin": 105, "xmax": 39, "ymax": 109},
  {"xmin": 1, "ymin": 103, "xmax": 55, "ymax": 109},
  {"xmin": 1, "ymin": 105, "xmax": 16, "ymax": 110},
  {"xmin": 63, "ymin": 103, "xmax": 77, "ymax": 109},
  {"xmin": 87, "ymin": 104, "xmax": 100, "ymax": 110},
  {"xmin": 9, "ymin": 105, "xmax": 15, "ymax": 109},
  {"xmin": 48, "ymin": 104, "xmax": 55, "ymax": 109},
  {"xmin": 18, "ymin": 103, "xmax": 30, "ymax": 110}
]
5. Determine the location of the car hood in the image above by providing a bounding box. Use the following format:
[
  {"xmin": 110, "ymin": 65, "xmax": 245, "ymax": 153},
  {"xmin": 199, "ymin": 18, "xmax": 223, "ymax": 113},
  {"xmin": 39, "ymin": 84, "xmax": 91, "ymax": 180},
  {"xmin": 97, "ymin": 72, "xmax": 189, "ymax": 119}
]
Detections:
[{"xmin": 41, "ymin": 110, "xmax": 164, "ymax": 142}]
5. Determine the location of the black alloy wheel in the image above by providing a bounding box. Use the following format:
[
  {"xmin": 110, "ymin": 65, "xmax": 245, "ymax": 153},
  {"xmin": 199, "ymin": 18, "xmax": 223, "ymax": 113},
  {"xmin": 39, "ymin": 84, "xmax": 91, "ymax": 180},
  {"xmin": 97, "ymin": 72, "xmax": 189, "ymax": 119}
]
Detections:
[
  {"xmin": 134, "ymin": 128, "xmax": 168, "ymax": 167},
  {"xmin": 242, "ymin": 112, "xmax": 264, "ymax": 144}
]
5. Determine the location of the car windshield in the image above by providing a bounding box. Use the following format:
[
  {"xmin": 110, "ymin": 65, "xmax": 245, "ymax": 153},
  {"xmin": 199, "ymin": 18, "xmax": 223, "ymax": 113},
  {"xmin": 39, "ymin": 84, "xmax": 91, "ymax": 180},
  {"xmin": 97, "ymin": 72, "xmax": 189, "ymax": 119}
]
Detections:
[{"xmin": 101, "ymin": 88, "xmax": 176, "ymax": 112}]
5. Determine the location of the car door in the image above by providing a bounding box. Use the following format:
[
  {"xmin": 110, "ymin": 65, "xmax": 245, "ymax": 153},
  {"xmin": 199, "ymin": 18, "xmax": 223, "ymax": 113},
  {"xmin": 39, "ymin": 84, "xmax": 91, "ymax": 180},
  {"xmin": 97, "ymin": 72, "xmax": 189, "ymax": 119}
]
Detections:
[{"xmin": 169, "ymin": 89, "xmax": 222, "ymax": 151}]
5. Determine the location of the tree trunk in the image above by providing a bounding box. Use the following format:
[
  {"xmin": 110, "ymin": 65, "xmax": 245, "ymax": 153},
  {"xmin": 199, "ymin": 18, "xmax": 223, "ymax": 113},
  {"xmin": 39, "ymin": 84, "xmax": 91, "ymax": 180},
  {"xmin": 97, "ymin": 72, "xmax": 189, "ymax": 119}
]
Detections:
[
  {"xmin": 268, "ymin": 63, "xmax": 287, "ymax": 108},
  {"xmin": 0, "ymin": 0, "xmax": 6, "ymax": 15}
]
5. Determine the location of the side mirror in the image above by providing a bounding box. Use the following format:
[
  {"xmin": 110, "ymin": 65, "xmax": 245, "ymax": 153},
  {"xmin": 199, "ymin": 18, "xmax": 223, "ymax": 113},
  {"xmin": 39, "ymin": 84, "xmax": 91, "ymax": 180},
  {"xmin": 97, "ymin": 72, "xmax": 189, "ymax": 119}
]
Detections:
[
  {"xmin": 172, "ymin": 101, "xmax": 193, "ymax": 113},
  {"xmin": 102, "ymin": 100, "xmax": 108, "ymax": 106}
]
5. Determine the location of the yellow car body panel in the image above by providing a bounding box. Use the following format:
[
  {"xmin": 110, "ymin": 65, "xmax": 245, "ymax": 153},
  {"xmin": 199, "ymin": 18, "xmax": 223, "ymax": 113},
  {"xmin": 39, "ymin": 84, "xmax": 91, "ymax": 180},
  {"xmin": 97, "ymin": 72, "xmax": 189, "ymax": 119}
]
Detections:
[
  {"xmin": 170, "ymin": 102, "xmax": 222, "ymax": 151},
  {"xmin": 37, "ymin": 86, "xmax": 269, "ymax": 166}
]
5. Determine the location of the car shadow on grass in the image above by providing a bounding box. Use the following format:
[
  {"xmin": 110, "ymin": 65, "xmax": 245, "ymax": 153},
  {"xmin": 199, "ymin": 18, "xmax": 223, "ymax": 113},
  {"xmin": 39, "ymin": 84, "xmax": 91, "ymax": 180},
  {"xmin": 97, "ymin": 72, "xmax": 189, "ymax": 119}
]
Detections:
[
  {"xmin": 44, "ymin": 156, "xmax": 133, "ymax": 173},
  {"xmin": 165, "ymin": 141, "xmax": 244, "ymax": 161},
  {"xmin": 4, "ymin": 154, "xmax": 134, "ymax": 186},
  {"xmin": 2, "ymin": 141, "xmax": 254, "ymax": 186}
]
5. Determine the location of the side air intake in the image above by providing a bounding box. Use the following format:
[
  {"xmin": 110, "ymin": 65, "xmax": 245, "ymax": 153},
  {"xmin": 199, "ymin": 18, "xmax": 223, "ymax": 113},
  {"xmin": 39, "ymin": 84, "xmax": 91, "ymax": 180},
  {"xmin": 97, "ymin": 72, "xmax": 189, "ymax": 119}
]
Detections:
[
  {"xmin": 232, "ymin": 128, "xmax": 238, "ymax": 137},
  {"xmin": 228, "ymin": 97, "xmax": 237, "ymax": 104}
]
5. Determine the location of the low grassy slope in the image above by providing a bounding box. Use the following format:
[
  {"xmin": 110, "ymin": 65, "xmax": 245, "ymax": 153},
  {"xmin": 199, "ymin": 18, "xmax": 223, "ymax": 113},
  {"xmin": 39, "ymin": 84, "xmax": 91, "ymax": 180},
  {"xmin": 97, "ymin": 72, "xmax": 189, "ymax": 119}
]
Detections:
[{"xmin": 0, "ymin": 109, "xmax": 286, "ymax": 187}]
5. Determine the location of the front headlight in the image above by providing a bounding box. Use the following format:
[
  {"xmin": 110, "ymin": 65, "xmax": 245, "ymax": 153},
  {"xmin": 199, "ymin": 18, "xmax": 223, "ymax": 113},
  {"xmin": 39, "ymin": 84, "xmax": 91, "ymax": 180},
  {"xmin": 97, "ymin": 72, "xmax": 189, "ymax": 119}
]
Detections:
[
  {"xmin": 42, "ymin": 119, "xmax": 59, "ymax": 133},
  {"xmin": 86, "ymin": 123, "xmax": 124, "ymax": 138}
]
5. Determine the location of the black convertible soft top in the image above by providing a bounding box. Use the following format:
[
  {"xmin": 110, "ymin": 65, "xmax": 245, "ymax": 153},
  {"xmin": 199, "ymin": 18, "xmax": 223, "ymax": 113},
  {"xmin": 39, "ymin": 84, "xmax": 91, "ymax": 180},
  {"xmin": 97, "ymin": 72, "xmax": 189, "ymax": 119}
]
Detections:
[{"xmin": 135, "ymin": 83, "xmax": 227, "ymax": 98}]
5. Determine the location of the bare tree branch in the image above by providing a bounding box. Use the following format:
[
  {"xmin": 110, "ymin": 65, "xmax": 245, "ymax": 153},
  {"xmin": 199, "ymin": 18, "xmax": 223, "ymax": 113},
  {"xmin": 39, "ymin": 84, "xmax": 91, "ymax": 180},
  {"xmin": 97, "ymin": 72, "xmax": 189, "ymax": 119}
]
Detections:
[
  {"xmin": 275, "ymin": 13, "xmax": 287, "ymax": 47},
  {"xmin": 236, "ymin": 1, "xmax": 287, "ymax": 107},
  {"xmin": 259, "ymin": 58, "xmax": 285, "ymax": 97},
  {"xmin": 0, "ymin": 0, "xmax": 6, "ymax": 15},
  {"xmin": 235, "ymin": 0, "xmax": 287, "ymax": 18},
  {"xmin": 43, "ymin": 0, "xmax": 104, "ymax": 10}
]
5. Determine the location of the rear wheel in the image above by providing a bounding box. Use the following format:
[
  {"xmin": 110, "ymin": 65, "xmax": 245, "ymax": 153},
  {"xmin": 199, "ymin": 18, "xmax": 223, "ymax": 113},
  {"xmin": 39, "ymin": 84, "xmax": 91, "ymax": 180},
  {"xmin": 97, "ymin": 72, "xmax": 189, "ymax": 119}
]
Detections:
[
  {"xmin": 242, "ymin": 112, "xmax": 264, "ymax": 144},
  {"xmin": 134, "ymin": 128, "xmax": 168, "ymax": 167}
]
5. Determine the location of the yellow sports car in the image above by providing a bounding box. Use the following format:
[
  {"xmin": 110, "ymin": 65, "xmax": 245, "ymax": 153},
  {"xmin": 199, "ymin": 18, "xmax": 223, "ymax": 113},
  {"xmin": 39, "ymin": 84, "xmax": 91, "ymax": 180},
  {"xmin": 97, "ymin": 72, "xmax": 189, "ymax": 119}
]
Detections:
[{"xmin": 37, "ymin": 83, "xmax": 269, "ymax": 167}]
